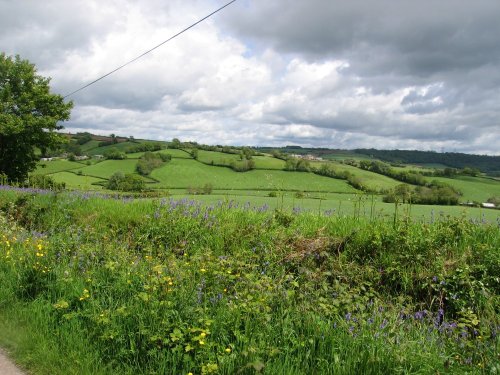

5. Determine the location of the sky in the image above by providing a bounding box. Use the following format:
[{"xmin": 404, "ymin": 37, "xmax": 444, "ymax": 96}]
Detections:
[{"xmin": 2, "ymin": 0, "xmax": 500, "ymax": 154}]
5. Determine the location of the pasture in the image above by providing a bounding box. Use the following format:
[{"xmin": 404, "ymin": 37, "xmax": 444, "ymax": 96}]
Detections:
[{"xmin": 28, "ymin": 147, "xmax": 500, "ymax": 222}]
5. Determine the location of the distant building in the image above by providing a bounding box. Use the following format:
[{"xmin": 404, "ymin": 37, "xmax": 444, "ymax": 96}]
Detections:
[
  {"xmin": 481, "ymin": 203, "xmax": 496, "ymax": 209},
  {"xmin": 74, "ymin": 155, "xmax": 89, "ymax": 161},
  {"xmin": 40, "ymin": 157, "xmax": 54, "ymax": 161},
  {"xmin": 289, "ymin": 154, "xmax": 323, "ymax": 161}
]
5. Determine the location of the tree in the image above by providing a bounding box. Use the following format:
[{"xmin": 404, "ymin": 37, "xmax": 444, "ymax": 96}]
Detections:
[{"xmin": 0, "ymin": 53, "xmax": 72, "ymax": 181}]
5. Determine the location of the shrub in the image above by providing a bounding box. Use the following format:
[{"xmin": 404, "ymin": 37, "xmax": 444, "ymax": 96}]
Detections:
[
  {"xmin": 23, "ymin": 174, "xmax": 65, "ymax": 191},
  {"xmin": 106, "ymin": 172, "xmax": 144, "ymax": 192},
  {"xmin": 135, "ymin": 152, "xmax": 170, "ymax": 176},
  {"xmin": 104, "ymin": 148, "xmax": 127, "ymax": 160}
]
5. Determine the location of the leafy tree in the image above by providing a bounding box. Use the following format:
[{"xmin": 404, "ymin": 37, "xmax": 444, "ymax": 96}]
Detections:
[
  {"xmin": 104, "ymin": 148, "xmax": 127, "ymax": 160},
  {"xmin": 106, "ymin": 172, "xmax": 144, "ymax": 192},
  {"xmin": 0, "ymin": 54, "xmax": 72, "ymax": 181}
]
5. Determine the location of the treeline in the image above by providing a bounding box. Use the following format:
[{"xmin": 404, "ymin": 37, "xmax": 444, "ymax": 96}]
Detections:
[
  {"xmin": 358, "ymin": 160, "xmax": 427, "ymax": 186},
  {"xmin": 278, "ymin": 156, "xmax": 373, "ymax": 192},
  {"xmin": 355, "ymin": 148, "xmax": 500, "ymax": 174},
  {"xmin": 383, "ymin": 182, "xmax": 461, "ymax": 205},
  {"xmin": 170, "ymin": 138, "xmax": 260, "ymax": 158}
]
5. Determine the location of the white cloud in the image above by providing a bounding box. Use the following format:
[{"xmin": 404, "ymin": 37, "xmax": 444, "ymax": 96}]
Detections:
[{"xmin": 2, "ymin": 0, "xmax": 499, "ymax": 154}]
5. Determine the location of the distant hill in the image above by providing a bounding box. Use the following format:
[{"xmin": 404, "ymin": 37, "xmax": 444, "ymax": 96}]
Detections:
[
  {"xmin": 354, "ymin": 149, "xmax": 500, "ymax": 175},
  {"xmin": 61, "ymin": 133, "xmax": 500, "ymax": 176}
]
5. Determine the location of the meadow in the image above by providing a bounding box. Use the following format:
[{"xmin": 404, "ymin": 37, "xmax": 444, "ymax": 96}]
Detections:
[
  {"xmin": 0, "ymin": 187, "xmax": 499, "ymax": 374},
  {"xmin": 32, "ymin": 147, "xmax": 500, "ymax": 220}
]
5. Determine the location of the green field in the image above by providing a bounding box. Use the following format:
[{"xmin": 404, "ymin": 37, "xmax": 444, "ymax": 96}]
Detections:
[
  {"xmin": 75, "ymin": 159, "xmax": 140, "ymax": 179},
  {"xmin": 429, "ymin": 176, "xmax": 500, "ymax": 202},
  {"xmin": 85, "ymin": 141, "xmax": 136, "ymax": 156},
  {"xmin": 196, "ymin": 150, "xmax": 286, "ymax": 170},
  {"xmin": 50, "ymin": 171, "xmax": 106, "ymax": 189},
  {"xmin": 79, "ymin": 140, "xmax": 101, "ymax": 152},
  {"xmin": 34, "ymin": 160, "xmax": 85, "ymax": 175},
  {"xmin": 27, "ymin": 143, "xmax": 500, "ymax": 218},
  {"xmin": 310, "ymin": 161, "xmax": 404, "ymax": 192},
  {"xmin": 151, "ymin": 158, "xmax": 358, "ymax": 193}
]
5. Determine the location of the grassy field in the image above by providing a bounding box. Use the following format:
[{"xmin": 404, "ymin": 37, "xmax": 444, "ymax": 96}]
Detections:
[
  {"xmin": 85, "ymin": 141, "xmax": 136, "ymax": 156},
  {"xmin": 49, "ymin": 172, "xmax": 106, "ymax": 190},
  {"xmin": 310, "ymin": 161, "xmax": 404, "ymax": 192},
  {"xmin": 34, "ymin": 160, "xmax": 85, "ymax": 175},
  {"xmin": 196, "ymin": 151, "xmax": 286, "ymax": 170},
  {"xmin": 0, "ymin": 189, "xmax": 498, "ymax": 374},
  {"xmin": 79, "ymin": 140, "xmax": 101, "ymax": 152},
  {"xmin": 74, "ymin": 159, "xmax": 140, "ymax": 179},
  {"xmin": 151, "ymin": 158, "xmax": 358, "ymax": 193},
  {"xmin": 169, "ymin": 192, "xmax": 500, "ymax": 222},
  {"xmin": 429, "ymin": 176, "xmax": 500, "ymax": 202}
]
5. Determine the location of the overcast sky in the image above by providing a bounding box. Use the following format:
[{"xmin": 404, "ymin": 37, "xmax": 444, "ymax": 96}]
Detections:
[{"xmin": 2, "ymin": 0, "xmax": 500, "ymax": 154}]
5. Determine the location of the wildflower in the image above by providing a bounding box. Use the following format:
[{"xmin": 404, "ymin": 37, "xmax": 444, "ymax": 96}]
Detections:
[{"xmin": 225, "ymin": 348, "xmax": 231, "ymax": 353}]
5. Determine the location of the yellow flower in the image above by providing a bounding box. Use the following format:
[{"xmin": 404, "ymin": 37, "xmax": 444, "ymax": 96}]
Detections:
[
  {"xmin": 225, "ymin": 348, "xmax": 231, "ymax": 353},
  {"xmin": 199, "ymin": 340, "xmax": 205, "ymax": 345},
  {"xmin": 200, "ymin": 332, "xmax": 206, "ymax": 338},
  {"xmin": 200, "ymin": 268, "xmax": 207, "ymax": 273},
  {"xmin": 37, "ymin": 243, "xmax": 43, "ymax": 251}
]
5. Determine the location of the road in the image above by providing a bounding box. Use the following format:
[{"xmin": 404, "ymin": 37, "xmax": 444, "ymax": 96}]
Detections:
[{"xmin": 0, "ymin": 349, "xmax": 25, "ymax": 375}]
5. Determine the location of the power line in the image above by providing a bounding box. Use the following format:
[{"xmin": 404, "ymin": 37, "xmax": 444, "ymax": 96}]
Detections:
[{"xmin": 63, "ymin": 0, "xmax": 238, "ymax": 99}]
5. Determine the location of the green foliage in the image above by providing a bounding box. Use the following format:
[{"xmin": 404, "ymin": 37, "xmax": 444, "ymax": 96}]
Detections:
[
  {"xmin": 487, "ymin": 196, "xmax": 500, "ymax": 206},
  {"xmin": 0, "ymin": 192, "xmax": 499, "ymax": 374},
  {"xmin": 74, "ymin": 132, "xmax": 93, "ymax": 145},
  {"xmin": 0, "ymin": 53, "xmax": 73, "ymax": 181},
  {"xmin": 104, "ymin": 148, "xmax": 127, "ymax": 160},
  {"xmin": 106, "ymin": 172, "xmax": 144, "ymax": 191},
  {"xmin": 355, "ymin": 148, "xmax": 500, "ymax": 174},
  {"xmin": 284, "ymin": 158, "xmax": 311, "ymax": 172},
  {"xmin": 187, "ymin": 183, "xmax": 213, "ymax": 195},
  {"xmin": 136, "ymin": 152, "xmax": 170, "ymax": 176},
  {"xmin": 125, "ymin": 142, "xmax": 164, "ymax": 154},
  {"xmin": 22, "ymin": 174, "xmax": 65, "ymax": 191},
  {"xmin": 169, "ymin": 138, "xmax": 182, "ymax": 149},
  {"xmin": 384, "ymin": 181, "xmax": 460, "ymax": 205},
  {"xmin": 229, "ymin": 159, "xmax": 255, "ymax": 172}
]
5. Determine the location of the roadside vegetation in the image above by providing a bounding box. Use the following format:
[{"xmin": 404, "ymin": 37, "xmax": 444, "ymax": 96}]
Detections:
[{"xmin": 0, "ymin": 188, "xmax": 499, "ymax": 374}]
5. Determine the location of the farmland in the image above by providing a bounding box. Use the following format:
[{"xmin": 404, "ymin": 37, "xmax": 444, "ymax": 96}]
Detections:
[
  {"xmin": 27, "ymin": 140, "xmax": 500, "ymax": 221},
  {"xmin": 0, "ymin": 137, "xmax": 499, "ymax": 374}
]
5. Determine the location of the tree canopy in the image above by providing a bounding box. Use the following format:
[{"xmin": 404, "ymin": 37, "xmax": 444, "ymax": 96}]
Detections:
[{"xmin": 0, "ymin": 53, "xmax": 73, "ymax": 181}]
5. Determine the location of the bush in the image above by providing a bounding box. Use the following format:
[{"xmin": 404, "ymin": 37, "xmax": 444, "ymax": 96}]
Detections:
[
  {"xmin": 187, "ymin": 183, "xmax": 213, "ymax": 195},
  {"xmin": 23, "ymin": 174, "xmax": 65, "ymax": 191},
  {"xmin": 230, "ymin": 159, "xmax": 255, "ymax": 172},
  {"xmin": 106, "ymin": 172, "xmax": 144, "ymax": 192},
  {"xmin": 383, "ymin": 182, "xmax": 460, "ymax": 205},
  {"xmin": 284, "ymin": 158, "xmax": 311, "ymax": 172},
  {"xmin": 104, "ymin": 148, "xmax": 127, "ymax": 160},
  {"xmin": 135, "ymin": 152, "xmax": 170, "ymax": 176},
  {"xmin": 125, "ymin": 143, "xmax": 164, "ymax": 154}
]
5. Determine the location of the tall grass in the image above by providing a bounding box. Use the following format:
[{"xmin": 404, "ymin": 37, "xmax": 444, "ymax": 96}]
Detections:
[{"xmin": 0, "ymin": 189, "xmax": 499, "ymax": 374}]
